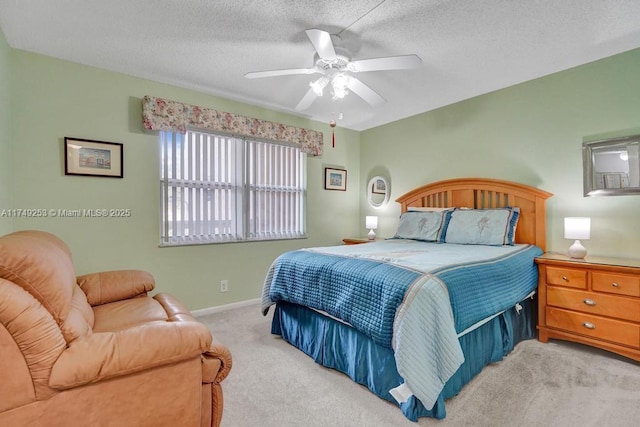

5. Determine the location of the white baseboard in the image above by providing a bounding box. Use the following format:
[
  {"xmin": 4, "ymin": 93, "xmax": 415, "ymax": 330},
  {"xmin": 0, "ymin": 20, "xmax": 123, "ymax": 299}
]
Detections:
[{"xmin": 191, "ymin": 298, "xmax": 260, "ymax": 317}]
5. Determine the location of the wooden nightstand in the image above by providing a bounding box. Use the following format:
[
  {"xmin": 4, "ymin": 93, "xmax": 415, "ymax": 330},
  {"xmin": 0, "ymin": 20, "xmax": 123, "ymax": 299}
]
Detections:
[
  {"xmin": 535, "ymin": 252, "xmax": 640, "ymax": 361},
  {"xmin": 342, "ymin": 237, "xmax": 380, "ymax": 245}
]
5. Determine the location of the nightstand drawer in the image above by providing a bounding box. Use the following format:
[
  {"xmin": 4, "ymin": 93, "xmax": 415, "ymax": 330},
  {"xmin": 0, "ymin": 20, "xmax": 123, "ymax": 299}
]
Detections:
[
  {"xmin": 547, "ymin": 287, "xmax": 640, "ymax": 322},
  {"xmin": 592, "ymin": 272, "xmax": 640, "ymax": 297},
  {"xmin": 546, "ymin": 307, "xmax": 640, "ymax": 348},
  {"xmin": 546, "ymin": 266, "xmax": 586, "ymax": 289}
]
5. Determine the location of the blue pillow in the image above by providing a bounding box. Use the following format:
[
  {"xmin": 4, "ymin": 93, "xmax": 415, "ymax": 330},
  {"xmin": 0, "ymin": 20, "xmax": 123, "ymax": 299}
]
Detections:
[
  {"xmin": 443, "ymin": 207, "xmax": 520, "ymax": 246},
  {"xmin": 393, "ymin": 210, "xmax": 450, "ymax": 242}
]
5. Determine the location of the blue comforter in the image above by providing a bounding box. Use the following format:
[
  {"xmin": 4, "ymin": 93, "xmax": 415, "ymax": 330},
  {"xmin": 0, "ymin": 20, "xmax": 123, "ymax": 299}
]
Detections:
[
  {"xmin": 263, "ymin": 249, "xmax": 421, "ymax": 347},
  {"xmin": 261, "ymin": 239, "xmax": 542, "ymax": 410}
]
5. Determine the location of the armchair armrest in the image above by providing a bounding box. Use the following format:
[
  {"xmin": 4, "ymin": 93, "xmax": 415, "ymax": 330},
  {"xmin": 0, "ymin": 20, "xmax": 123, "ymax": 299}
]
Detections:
[
  {"xmin": 77, "ymin": 270, "xmax": 155, "ymax": 306},
  {"xmin": 202, "ymin": 341, "xmax": 233, "ymax": 384},
  {"xmin": 49, "ymin": 320, "xmax": 212, "ymax": 390}
]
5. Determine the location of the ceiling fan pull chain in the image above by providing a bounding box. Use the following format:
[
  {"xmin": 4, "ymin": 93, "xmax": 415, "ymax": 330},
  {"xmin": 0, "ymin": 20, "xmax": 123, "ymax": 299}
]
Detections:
[{"xmin": 330, "ymin": 119, "xmax": 336, "ymax": 148}]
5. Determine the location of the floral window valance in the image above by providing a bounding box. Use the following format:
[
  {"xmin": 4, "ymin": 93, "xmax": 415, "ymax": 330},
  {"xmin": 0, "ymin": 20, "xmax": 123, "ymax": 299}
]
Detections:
[{"xmin": 142, "ymin": 95, "xmax": 323, "ymax": 156}]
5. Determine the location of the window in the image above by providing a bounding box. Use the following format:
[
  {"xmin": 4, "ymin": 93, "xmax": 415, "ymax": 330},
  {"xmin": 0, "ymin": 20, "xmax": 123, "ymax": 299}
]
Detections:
[{"xmin": 160, "ymin": 130, "xmax": 306, "ymax": 245}]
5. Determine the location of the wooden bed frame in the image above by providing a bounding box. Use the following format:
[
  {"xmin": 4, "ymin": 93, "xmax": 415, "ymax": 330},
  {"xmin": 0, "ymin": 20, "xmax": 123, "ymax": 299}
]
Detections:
[
  {"xmin": 396, "ymin": 178, "xmax": 553, "ymax": 250},
  {"xmin": 267, "ymin": 178, "xmax": 554, "ymax": 421}
]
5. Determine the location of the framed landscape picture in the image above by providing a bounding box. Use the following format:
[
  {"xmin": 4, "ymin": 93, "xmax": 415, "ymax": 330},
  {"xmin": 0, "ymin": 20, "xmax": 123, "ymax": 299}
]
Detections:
[
  {"xmin": 64, "ymin": 137, "xmax": 123, "ymax": 178},
  {"xmin": 324, "ymin": 167, "xmax": 347, "ymax": 191},
  {"xmin": 372, "ymin": 177, "xmax": 387, "ymax": 194}
]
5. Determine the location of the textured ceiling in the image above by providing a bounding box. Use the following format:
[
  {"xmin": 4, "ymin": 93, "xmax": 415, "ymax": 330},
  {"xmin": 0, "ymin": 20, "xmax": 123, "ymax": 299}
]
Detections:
[{"xmin": 1, "ymin": 0, "xmax": 640, "ymax": 131}]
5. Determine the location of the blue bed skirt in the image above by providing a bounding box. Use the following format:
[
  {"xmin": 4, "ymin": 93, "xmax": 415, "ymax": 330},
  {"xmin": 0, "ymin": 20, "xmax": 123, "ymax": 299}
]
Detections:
[{"xmin": 271, "ymin": 296, "xmax": 536, "ymax": 421}]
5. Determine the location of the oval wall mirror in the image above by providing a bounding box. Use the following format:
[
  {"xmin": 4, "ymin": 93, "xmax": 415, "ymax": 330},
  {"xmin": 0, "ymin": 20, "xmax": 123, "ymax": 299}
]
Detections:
[{"xmin": 367, "ymin": 176, "xmax": 390, "ymax": 207}]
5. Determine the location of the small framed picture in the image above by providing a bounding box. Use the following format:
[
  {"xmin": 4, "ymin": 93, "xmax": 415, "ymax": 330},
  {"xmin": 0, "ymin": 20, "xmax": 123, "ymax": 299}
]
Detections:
[
  {"xmin": 372, "ymin": 178, "xmax": 386, "ymax": 194},
  {"xmin": 64, "ymin": 137, "xmax": 123, "ymax": 178},
  {"xmin": 324, "ymin": 167, "xmax": 347, "ymax": 191}
]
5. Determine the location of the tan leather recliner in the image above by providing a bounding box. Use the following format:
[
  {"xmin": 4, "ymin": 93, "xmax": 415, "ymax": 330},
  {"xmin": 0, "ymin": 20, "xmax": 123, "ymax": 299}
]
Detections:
[{"xmin": 0, "ymin": 230, "xmax": 232, "ymax": 427}]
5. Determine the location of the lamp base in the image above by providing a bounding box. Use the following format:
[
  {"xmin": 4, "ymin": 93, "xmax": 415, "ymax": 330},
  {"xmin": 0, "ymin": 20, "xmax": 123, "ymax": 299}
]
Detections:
[
  {"xmin": 368, "ymin": 229, "xmax": 376, "ymax": 240},
  {"xmin": 568, "ymin": 240, "xmax": 587, "ymax": 259}
]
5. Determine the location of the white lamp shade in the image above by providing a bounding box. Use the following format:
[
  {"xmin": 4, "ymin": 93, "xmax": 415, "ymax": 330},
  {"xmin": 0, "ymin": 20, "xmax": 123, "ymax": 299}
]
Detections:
[
  {"xmin": 564, "ymin": 217, "xmax": 591, "ymax": 240},
  {"xmin": 365, "ymin": 216, "xmax": 378, "ymax": 230}
]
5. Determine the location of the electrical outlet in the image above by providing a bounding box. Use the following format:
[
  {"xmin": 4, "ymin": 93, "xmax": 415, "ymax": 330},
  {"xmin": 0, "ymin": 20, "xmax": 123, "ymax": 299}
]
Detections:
[{"xmin": 220, "ymin": 280, "xmax": 228, "ymax": 292}]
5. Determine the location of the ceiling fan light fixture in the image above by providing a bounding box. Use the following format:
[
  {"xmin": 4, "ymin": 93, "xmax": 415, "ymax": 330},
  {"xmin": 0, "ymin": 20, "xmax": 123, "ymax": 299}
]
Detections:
[
  {"xmin": 331, "ymin": 73, "xmax": 350, "ymax": 99},
  {"xmin": 309, "ymin": 76, "xmax": 329, "ymax": 96}
]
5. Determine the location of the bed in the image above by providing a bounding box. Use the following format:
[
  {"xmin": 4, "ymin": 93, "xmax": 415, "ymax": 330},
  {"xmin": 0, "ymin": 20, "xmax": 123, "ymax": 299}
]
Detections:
[{"xmin": 261, "ymin": 178, "xmax": 552, "ymax": 421}]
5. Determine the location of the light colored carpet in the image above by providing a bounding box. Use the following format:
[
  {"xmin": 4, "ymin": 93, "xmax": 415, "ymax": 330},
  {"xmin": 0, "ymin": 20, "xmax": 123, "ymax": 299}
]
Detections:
[{"xmin": 199, "ymin": 303, "xmax": 640, "ymax": 427}]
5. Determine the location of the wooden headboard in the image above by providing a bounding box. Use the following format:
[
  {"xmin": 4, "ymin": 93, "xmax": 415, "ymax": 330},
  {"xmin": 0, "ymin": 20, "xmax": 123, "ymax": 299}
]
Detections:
[{"xmin": 396, "ymin": 178, "xmax": 553, "ymax": 250}]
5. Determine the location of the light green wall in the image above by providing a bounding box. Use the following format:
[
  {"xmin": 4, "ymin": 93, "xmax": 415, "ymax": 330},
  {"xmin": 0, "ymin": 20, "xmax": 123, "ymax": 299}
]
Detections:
[
  {"xmin": 7, "ymin": 42, "xmax": 640, "ymax": 310},
  {"xmin": 361, "ymin": 48, "xmax": 640, "ymax": 259},
  {"xmin": 0, "ymin": 28, "xmax": 12, "ymax": 234},
  {"xmin": 9, "ymin": 49, "xmax": 361, "ymax": 310}
]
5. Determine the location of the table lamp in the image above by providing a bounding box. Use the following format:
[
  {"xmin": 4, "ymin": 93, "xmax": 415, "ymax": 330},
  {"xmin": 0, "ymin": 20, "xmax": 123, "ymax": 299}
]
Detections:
[
  {"xmin": 366, "ymin": 216, "xmax": 378, "ymax": 240},
  {"xmin": 564, "ymin": 217, "xmax": 590, "ymax": 259}
]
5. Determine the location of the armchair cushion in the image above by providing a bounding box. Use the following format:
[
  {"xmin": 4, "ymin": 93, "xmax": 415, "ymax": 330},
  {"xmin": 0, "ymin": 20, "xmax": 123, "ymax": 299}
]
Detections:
[
  {"xmin": 60, "ymin": 286, "xmax": 94, "ymax": 343},
  {"xmin": 92, "ymin": 296, "xmax": 168, "ymax": 333},
  {"xmin": 0, "ymin": 278, "xmax": 66, "ymax": 403},
  {"xmin": 0, "ymin": 231, "xmax": 77, "ymax": 326}
]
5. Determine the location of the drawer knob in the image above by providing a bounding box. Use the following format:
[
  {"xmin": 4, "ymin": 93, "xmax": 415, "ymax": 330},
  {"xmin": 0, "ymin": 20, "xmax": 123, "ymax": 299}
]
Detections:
[
  {"xmin": 582, "ymin": 322, "xmax": 596, "ymax": 330},
  {"xmin": 562, "ymin": 276, "xmax": 569, "ymax": 281},
  {"xmin": 611, "ymin": 282, "xmax": 620, "ymax": 288},
  {"xmin": 583, "ymin": 298, "xmax": 597, "ymax": 306}
]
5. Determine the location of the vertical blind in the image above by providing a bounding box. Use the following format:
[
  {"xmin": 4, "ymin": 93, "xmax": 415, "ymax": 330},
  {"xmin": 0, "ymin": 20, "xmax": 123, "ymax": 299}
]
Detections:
[
  {"xmin": 160, "ymin": 130, "xmax": 306, "ymax": 245},
  {"xmin": 247, "ymin": 140, "xmax": 305, "ymax": 240}
]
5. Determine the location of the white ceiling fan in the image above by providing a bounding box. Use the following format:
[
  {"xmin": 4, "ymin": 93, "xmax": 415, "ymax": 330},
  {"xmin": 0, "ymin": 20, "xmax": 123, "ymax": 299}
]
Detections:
[{"xmin": 245, "ymin": 29, "xmax": 422, "ymax": 111}]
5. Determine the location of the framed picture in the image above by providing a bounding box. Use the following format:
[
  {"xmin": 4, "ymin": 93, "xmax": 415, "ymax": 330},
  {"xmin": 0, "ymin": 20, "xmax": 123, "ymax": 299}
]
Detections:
[
  {"xmin": 324, "ymin": 167, "xmax": 347, "ymax": 191},
  {"xmin": 372, "ymin": 178, "xmax": 387, "ymax": 194},
  {"xmin": 64, "ymin": 137, "xmax": 123, "ymax": 178}
]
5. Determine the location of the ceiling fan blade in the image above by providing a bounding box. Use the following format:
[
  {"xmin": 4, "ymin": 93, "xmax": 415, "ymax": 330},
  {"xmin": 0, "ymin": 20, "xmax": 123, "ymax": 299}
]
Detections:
[
  {"xmin": 346, "ymin": 77, "xmax": 386, "ymax": 107},
  {"xmin": 305, "ymin": 29, "xmax": 336, "ymax": 61},
  {"xmin": 245, "ymin": 68, "xmax": 316, "ymax": 79},
  {"xmin": 348, "ymin": 54, "xmax": 422, "ymax": 72},
  {"xmin": 295, "ymin": 88, "xmax": 318, "ymax": 111}
]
